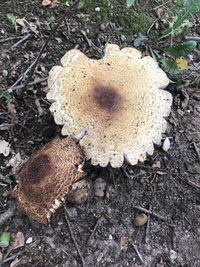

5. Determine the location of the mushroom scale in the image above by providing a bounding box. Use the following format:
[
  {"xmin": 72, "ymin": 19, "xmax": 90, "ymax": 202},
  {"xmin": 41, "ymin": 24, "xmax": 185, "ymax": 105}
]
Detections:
[
  {"xmin": 47, "ymin": 44, "xmax": 173, "ymax": 168},
  {"xmin": 17, "ymin": 137, "xmax": 85, "ymax": 224}
]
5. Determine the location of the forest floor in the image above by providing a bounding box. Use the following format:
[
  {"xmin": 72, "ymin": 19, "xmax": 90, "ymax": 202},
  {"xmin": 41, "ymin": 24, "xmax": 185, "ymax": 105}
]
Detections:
[{"xmin": 0, "ymin": 1, "xmax": 200, "ymax": 266}]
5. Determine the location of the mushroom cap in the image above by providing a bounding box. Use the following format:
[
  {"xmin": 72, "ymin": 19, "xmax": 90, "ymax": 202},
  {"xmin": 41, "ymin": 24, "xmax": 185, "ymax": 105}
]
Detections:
[
  {"xmin": 47, "ymin": 44, "xmax": 172, "ymax": 168},
  {"xmin": 17, "ymin": 137, "xmax": 85, "ymax": 224}
]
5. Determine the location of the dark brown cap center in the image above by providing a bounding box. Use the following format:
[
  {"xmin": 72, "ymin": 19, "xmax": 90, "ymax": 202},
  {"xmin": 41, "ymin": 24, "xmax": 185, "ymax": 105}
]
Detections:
[
  {"xmin": 92, "ymin": 85, "xmax": 122, "ymax": 113},
  {"xmin": 26, "ymin": 154, "xmax": 51, "ymax": 184}
]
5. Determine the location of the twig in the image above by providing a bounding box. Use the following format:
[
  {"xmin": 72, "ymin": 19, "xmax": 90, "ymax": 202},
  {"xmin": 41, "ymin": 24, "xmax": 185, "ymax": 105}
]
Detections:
[
  {"xmin": 153, "ymin": 0, "xmax": 172, "ymax": 10},
  {"xmin": 185, "ymin": 36, "xmax": 200, "ymax": 42},
  {"xmin": 64, "ymin": 207, "xmax": 86, "ymax": 267},
  {"xmin": 0, "ymin": 252, "xmax": 21, "ymax": 265},
  {"xmin": 131, "ymin": 243, "xmax": 144, "ymax": 264},
  {"xmin": 80, "ymin": 30, "xmax": 92, "ymax": 47},
  {"xmin": 86, "ymin": 216, "xmax": 104, "ymax": 246},
  {"xmin": 186, "ymin": 179, "xmax": 200, "ymax": 190},
  {"xmin": 0, "ymin": 36, "xmax": 23, "ymax": 43},
  {"xmin": 8, "ymin": 77, "xmax": 48, "ymax": 92},
  {"xmin": 192, "ymin": 142, "xmax": 200, "ymax": 162},
  {"xmin": 147, "ymin": 19, "xmax": 158, "ymax": 35},
  {"xmin": 133, "ymin": 205, "xmax": 174, "ymax": 227},
  {"xmin": 8, "ymin": 0, "xmax": 80, "ymax": 92},
  {"xmin": 0, "ymin": 202, "xmax": 16, "ymax": 227},
  {"xmin": 11, "ymin": 34, "xmax": 30, "ymax": 49},
  {"xmin": 144, "ymin": 205, "xmax": 151, "ymax": 243}
]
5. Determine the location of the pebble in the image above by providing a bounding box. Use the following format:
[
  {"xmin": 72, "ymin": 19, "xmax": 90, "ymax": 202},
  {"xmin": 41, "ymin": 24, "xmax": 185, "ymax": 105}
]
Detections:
[
  {"xmin": 134, "ymin": 213, "xmax": 148, "ymax": 226},
  {"xmin": 95, "ymin": 7, "xmax": 100, "ymax": 12},
  {"xmin": 26, "ymin": 237, "xmax": 33, "ymax": 244},
  {"xmin": 162, "ymin": 137, "xmax": 170, "ymax": 152},
  {"xmin": 94, "ymin": 178, "xmax": 107, "ymax": 197}
]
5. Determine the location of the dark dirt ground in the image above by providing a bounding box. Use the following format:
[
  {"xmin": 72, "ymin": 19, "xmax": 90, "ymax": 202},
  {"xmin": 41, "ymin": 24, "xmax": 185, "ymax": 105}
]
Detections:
[{"xmin": 0, "ymin": 1, "xmax": 200, "ymax": 266}]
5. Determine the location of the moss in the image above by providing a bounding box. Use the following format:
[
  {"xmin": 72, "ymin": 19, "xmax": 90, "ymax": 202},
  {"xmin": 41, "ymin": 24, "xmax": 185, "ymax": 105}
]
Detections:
[{"xmin": 79, "ymin": 0, "xmax": 153, "ymax": 38}]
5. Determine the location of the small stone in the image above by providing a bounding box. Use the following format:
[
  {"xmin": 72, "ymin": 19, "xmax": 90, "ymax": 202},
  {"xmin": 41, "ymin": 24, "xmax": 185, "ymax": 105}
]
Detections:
[
  {"xmin": 94, "ymin": 178, "xmax": 107, "ymax": 197},
  {"xmin": 26, "ymin": 237, "xmax": 33, "ymax": 244},
  {"xmin": 162, "ymin": 137, "xmax": 170, "ymax": 152},
  {"xmin": 2, "ymin": 70, "xmax": 8, "ymax": 77},
  {"xmin": 134, "ymin": 213, "xmax": 148, "ymax": 226},
  {"xmin": 95, "ymin": 7, "xmax": 100, "ymax": 12}
]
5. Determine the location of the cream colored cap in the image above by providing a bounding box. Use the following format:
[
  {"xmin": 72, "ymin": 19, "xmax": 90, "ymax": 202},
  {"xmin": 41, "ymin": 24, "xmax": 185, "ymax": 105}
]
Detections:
[{"xmin": 47, "ymin": 44, "xmax": 172, "ymax": 168}]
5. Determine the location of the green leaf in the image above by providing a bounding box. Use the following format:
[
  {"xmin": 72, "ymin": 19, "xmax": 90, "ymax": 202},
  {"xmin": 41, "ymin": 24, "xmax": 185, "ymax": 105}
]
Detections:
[
  {"xmin": 133, "ymin": 33, "xmax": 146, "ymax": 47},
  {"xmin": 160, "ymin": 57, "xmax": 180, "ymax": 75},
  {"xmin": 0, "ymin": 232, "xmax": 11, "ymax": 248},
  {"xmin": 7, "ymin": 13, "xmax": 16, "ymax": 24},
  {"xmin": 186, "ymin": 162, "xmax": 200, "ymax": 174},
  {"xmin": 161, "ymin": 0, "xmax": 200, "ymax": 38},
  {"xmin": 163, "ymin": 41, "xmax": 197, "ymax": 57},
  {"xmin": 127, "ymin": 0, "xmax": 136, "ymax": 8},
  {"xmin": 0, "ymin": 91, "xmax": 12, "ymax": 103}
]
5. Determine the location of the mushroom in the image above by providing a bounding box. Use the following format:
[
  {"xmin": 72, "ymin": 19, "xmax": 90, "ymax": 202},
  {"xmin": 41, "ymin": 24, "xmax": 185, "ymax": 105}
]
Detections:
[
  {"xmin": 17, "ymin": 137, "xmax": 85, "ymax": 224},
  {"xmin": 47, "ymin": 44, "xmax": 172, "ymax": 168}
]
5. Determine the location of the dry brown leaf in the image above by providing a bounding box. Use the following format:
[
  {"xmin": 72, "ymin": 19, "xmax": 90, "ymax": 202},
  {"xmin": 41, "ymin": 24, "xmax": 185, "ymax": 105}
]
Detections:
[
  {"xmin": 51, "ymin": 0, "xmax": 60, "ymax": 8},
  {"xmin": 6, "ymin": 153, "xmax": 27, "ymax": 175},
  {"xmin": 0, "ymin": 123, "xmax": 13, "ymax": 131},
  {"xmin": 12, "ymin": 231, "xmax": 25, "ymax": 250},
  {"xmin": 10, "ymin": 258, "xmax": 21, "ymax": 267},
  {"xmin": 7, "ymin": 102, "xmax": 17, "ymax": 117},
  {"xmin": 42, "ymin": 0, "xmax": 51, "ymax": 6}
]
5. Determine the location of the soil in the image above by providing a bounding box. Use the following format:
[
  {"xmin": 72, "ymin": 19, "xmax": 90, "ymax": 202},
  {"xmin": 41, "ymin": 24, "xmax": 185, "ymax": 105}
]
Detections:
[{"xmin": 0, "ymin": 1, "xmax": 200, "ymax": 267}]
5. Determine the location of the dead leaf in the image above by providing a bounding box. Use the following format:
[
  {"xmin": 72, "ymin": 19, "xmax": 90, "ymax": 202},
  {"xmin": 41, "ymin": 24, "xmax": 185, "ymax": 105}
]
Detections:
[
  {"xmin": 0, "ymin": 140, "xmax": 10, "ymax": 157},
  {"xmin": 6, "ymin": 153, "xmax": 27, "ymax": 174},
  {"xmin": 42, "ymin": 0, "xmax": 51, "ymax": 6},
  {"xmin": 0, "ymin": 123, "xmax": 13, "ymax": 131},
  {"xmin": 94, "ymin": 178, "xmax": 107, "ymax": 197},
  {"xmin": 51, "ymin": 0, "xmax": 60, "ymax": 8},
  {"xmin": 12, "ymin": 232, "xmax": 25, "ymax": 250},
  {"xmin": 7, "ymin": 102, "xmax": 17, "ymax": 117},
  {"xmin": 10, "ymin": 258, "xmax": 21, "ymax": 267}
]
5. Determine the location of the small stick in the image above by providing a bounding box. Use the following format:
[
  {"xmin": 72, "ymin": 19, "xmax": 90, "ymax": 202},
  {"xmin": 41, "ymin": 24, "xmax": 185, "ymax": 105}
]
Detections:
[
  {"xmin": 64, "ymin": 208, "xmax": 86, "ymax": 267},
  {"xmin": 144, "ymin": 205, "xmax": 151, "ymax": 243},
  {"xmin": 8, "ymin": 77, "xmax": 48, "ymax": 92},
  {"xmin": 185, "ymin": 36, "xmax": 200, "ymax": 42},
  {"xmin": 186, "ymin": 179, "xmax": 200, "ymax": 190},
  {"xmin": 192, "ymin": 142, "xmax": 200, "ymax": 162},
  {"xmin": 9, "ymin": 0, "xmax": 80, "ymax": 92},
  {"xmin": 86, "ymin": 216, "xmax": 104, "ymax": 246},
  {"xmin": 153, "ymin": 0, "xmax": 172, "ymax": 10},
  {"xmin": 0, "ymin": 202, "xmax": 16, "ymax": 227},
  {"xmin": 131, "ymin": 243, "xmax": 144, "ymax": 264},
  {"xmin": 0, "ymin": 36, "xmax": 23, "ymax": 43},
  {"xmin": 133, "ymin": 205, "xmax": 174, "ymax": 227},
  {"xmin": 80, "ymin": 30, "xmax": 92, "ymax": 47},
  {"xmin": 147, "ymin": 19, "xmax": 158, "ymax": 35},
  {"xmin": 0, "ymin": 252, "xmax": 21, "ymax": 265},
  {"xmin": 11, "ymin": 34, "xmax": 30, "ymax": 49}
]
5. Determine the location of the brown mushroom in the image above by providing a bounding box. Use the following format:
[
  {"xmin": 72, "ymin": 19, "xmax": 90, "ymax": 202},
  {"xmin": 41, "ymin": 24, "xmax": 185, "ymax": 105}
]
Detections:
[
  {"xmin": 47, "ymin": 44, "xmax": 172, "ymax": 168},
  {"xmin": 17, "ymin": 137, "xmax": 85, "ymax": 224}
]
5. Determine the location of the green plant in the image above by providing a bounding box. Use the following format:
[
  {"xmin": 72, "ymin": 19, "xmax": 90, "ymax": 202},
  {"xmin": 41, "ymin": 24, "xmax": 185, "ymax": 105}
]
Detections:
[
  {"xmin": 126, "ymin": 0, "xmax": 136, "ymax": 7},
  {"xmin": 158, "ymin": 41, "xmax": 197, "ymax": 75},
  {"xmin": 0, "ymin": 232, "xmax": 11, "ymax": 248},
  {"xmin": 161, "ymin": 0, "xmax": 200, "ymax": 39},
  {"xmin": 6, "ymin": 13, "xmax": 16, "ymax": 24},
  {"xmin": 0, "ymin": 91, "xmax": 13, "ymax": 103}
]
